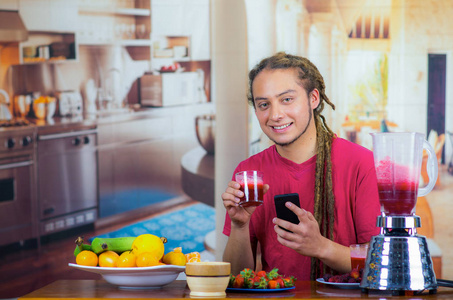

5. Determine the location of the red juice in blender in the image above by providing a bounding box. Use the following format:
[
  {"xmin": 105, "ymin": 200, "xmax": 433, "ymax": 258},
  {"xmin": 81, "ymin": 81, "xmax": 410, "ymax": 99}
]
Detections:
[
  {"xmin": 375, "ymin": 158, "xmax": 419, "ymax": 215},
  {"xmin": 377, "ymin": 181, "xmax": 418, "ymax": 215}
]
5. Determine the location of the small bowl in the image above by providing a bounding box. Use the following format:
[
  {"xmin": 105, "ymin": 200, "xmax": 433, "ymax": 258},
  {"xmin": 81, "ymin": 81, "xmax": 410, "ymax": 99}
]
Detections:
[{"xmin": 185, "ymin": 262, "xmax": 231, "ymax": 297}]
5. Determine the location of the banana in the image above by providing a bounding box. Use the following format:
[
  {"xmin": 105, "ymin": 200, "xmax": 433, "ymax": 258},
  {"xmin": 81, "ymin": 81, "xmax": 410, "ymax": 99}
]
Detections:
[
  {"xmin": 91, "ymin": 237, "xmax": 136, "ymax": 254},
  {"xmin": 74, "ymin": 236, "xmax": 92, "ymax": 257}
]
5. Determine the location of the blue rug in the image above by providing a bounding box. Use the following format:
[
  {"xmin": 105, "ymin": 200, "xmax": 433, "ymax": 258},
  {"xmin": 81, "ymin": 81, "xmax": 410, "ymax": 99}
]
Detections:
[
  {"xmin": 99, "ymin": 188, "xmax": 177, "ymax": 218},
  {"xmin": 93, "ymin": 202, "xmax": 215, "ymax": 254}
]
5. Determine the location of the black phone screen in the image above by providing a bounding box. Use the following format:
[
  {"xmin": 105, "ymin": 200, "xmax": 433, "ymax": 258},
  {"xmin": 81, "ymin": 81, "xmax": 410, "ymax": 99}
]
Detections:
[{"xmin": 274, "ymin": 193, "xmax": 300, "ymax": 231}]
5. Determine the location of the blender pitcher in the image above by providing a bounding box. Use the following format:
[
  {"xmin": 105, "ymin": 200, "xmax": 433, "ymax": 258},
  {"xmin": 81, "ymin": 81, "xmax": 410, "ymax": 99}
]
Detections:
[{"xmin": 371, "ymin": 132, "xmax": 438, "ymax": 215}]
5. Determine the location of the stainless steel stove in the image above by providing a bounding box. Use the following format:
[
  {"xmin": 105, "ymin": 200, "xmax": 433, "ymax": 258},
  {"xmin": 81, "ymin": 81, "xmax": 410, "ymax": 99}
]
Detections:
[{"xmin": 0, "ymin": 119, "xmax": 38, "ymax": 247}]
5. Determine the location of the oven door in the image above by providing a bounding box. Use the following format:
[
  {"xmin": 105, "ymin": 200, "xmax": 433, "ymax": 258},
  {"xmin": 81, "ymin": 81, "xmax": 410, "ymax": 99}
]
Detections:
[{"xmin": 0, "ymin": 156, "xmax": 35, "ymax": 246}]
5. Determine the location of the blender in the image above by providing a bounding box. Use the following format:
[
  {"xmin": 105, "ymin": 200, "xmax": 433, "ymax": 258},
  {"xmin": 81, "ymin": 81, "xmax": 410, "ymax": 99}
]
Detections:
[{"xmin": 360, "ymin": 132, "xmax": 439, "ymax": 295}]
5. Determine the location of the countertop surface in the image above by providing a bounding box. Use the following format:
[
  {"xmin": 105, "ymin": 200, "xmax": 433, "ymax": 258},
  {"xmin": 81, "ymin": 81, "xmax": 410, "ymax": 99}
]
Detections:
[
  {"xmin": 18, "ymin": 279, "xmax": 453, "ymax": 299},
  {"xmin": 13, "ymin": 102, "xmax": 214, "ymax": 135}
]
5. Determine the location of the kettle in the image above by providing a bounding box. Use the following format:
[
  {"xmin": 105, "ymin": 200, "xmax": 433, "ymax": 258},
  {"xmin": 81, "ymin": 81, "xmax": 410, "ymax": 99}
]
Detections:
[{"xmin": 0, "ymin": 89, "xmax": 12, "ymax": 121}]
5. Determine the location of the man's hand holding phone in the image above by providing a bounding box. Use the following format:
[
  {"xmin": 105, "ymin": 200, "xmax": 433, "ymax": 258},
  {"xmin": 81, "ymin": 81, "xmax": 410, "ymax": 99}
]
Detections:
[
  {"xmin": 273, "ymin": 193, "xmax": 328, "ymax": 259},
  {"xmin": 274, "ymin": 193, "xmax": 301, "ymax": 232}
]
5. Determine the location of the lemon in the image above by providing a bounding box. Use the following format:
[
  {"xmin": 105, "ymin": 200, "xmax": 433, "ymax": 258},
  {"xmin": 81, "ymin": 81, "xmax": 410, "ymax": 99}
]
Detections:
[
  {"xmin": 162, "ymin": 249, "xmax": 186, "ymax": 266},
  {"xmin": 136, "ymin": 252, "xmax": 160, "ymax": 267},
  {"xmin": 117, "ymin": 251, "xmax": 137, "ymax": 268},
  {"xmin": 131, "ymin": 234, "xmax": 165, "ymax": 260}
]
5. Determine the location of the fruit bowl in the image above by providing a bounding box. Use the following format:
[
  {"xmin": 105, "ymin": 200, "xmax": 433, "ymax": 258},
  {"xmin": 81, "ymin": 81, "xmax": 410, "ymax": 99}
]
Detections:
[{"xmin": 68, "ymin": 263, "xmax": 185, "ymax": 289}]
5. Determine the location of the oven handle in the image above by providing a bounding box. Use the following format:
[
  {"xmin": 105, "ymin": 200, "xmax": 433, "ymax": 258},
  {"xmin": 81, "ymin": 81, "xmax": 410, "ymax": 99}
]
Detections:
[
  {"xmin": 38, "ymin": 129, "xmax": 97, "ymax": 141},
  {"xmin": 0, "ymin": 160, "xmax": 33, "ymax": 170}
]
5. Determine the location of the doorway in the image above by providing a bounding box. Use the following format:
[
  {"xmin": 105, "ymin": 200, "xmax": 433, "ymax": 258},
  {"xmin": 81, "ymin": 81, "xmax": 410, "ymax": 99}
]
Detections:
[{"xmin": 427, "ymin": 54, "xmax": 446, "ymax": 163}]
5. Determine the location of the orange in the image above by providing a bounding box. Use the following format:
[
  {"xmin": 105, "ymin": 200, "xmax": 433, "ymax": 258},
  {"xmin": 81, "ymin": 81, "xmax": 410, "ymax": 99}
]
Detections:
[
  {"xmin": 187, "ymin": 256, "xmax": 201, "ymax": 263},
  {"xmin": 136, "ymin": 252, "xmax": 160, "ymax": 267},
  {"xmin": 76, "ymin": 250, "xmax": 98, "ymax": 266},
  {"xmin": 163, "ymin": 248, "xmax": 186, "ymax": 266},
  {"xmin": 117, "ymin": 251, "xmax": 136, "ymax": 268},
  {"xmin": 131, "ymin": 234, "xmax": 165, "ymax": 260},
  {"xmin": 98, "ymin": 250, "xmax": 119, "ymax": 267},
  {"xmin": 185, "ymin": 252, "xmax": 201, "ymax": 263}
]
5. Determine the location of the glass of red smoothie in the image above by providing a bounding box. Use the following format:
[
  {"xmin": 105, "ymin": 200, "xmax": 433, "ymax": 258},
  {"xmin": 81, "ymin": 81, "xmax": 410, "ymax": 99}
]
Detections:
[
  {"xmin": 350, "ymin": 244, "xmax": 369, "ymax": 270},
  {"xmin": 235, "ymin": 170, "xmax": 264, "ymax": 207}
]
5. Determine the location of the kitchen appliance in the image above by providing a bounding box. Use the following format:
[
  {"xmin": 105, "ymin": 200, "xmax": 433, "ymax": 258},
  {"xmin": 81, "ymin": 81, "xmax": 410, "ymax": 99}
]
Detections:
[
  {"xmin": 56, "ymin": 91, "xmax": 83, "ymax": 117},
  {"xmin": 13, "ymin": 94, "xmax": 32, "ymax": 118},
  {"xmin": 361, "ymin": 132, "xmax": 439, "ymax": 295},
  {"xmin": 0, "ymin": 89, "xmax": 12, "ymax": 121},
  {"xmin": 0, "ymin": 121, "xmax": 37, "ymax": 247},
  {"xmin": 36, "ymin": 127, "xmax": 98, "ymax": 235},
  {"xmin": 139, "ymin": 72, "xmax": 200, "ymax": 107},
  {"xmin": 195, "ymin": 114, "xmax": 215, "ymax": 155}
]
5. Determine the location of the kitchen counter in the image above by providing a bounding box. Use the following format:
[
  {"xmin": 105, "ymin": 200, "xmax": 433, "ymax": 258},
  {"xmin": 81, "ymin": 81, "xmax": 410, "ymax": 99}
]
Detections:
[
  {"xmin": 18, "ymin": 279, "xmax": 453, "ymax": 299},
  {"xmin": 25, "ymin": 102, "xmax": 214, "ymax": 131}
]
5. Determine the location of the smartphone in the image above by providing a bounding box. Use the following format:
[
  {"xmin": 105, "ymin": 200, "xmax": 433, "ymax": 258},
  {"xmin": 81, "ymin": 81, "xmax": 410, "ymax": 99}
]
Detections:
[{"xmin": 274, "ymin": 193, "xmax": 300, "ymax": 232}]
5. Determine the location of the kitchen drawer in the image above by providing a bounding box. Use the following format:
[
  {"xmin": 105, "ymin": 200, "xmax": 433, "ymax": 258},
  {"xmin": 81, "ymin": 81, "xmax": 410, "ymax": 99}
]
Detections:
[{"xmin": 97, "ymin": 117, "xmax": 173, "ymax": 146}]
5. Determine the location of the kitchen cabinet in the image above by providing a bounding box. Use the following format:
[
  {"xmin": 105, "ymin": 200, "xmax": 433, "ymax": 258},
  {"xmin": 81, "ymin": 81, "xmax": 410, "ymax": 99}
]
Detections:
[
  {"xmin": 151, "ymin": 0, "xmax": 210, "ymax": 61},
  {"xmin": 97, "ymin": 105, "xmax": 214, "ymax": 219},
  {"xmin": 17, "ymin": 0, "xmax": 78, "ymax": 64},
  {"xmin": 19, "ymin": 0, "xmax": 78, "ymax": 32},
  {"xmin": 97, "ymin": 116, "xmax": 179, "ymax": 218},
  {"xmin": 78, "ymin": 0, "xmax": 151, "ymax": 61},
  {"xmin": 19, "ymin": 32, "xmax": 76, "ymax": 64}
]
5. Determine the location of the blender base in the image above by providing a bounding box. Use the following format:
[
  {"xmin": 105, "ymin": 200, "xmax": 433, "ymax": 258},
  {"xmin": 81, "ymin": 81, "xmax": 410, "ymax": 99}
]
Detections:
[{"xmin": 360, "ymin": 230, "xmax": 437, "ymax": 293}]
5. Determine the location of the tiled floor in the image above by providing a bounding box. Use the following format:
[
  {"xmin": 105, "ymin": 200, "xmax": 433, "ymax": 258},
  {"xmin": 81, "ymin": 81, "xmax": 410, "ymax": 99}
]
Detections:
[{"xmin": 426, "ymin": 165, "xmax": 453, "ymax": 279}]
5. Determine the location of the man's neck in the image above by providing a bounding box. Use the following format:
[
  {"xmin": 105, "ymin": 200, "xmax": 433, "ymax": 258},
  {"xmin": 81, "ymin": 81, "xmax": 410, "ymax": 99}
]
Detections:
[{"xmin": 275, "ymin": 129, "xmax": 318, "ymax": 164}]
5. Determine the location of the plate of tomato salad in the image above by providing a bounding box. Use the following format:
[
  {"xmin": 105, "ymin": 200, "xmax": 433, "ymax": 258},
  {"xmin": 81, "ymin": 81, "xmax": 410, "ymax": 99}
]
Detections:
[{"xmin": 227, "ymin": 268, "xmax": 296, "ymax": 292}]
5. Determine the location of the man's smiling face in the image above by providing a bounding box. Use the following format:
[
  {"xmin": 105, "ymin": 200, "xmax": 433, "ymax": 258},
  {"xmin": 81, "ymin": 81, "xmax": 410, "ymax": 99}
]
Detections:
[{"xmin": 252, "ymin": 68, "xmax": 319, "ymax": 148}]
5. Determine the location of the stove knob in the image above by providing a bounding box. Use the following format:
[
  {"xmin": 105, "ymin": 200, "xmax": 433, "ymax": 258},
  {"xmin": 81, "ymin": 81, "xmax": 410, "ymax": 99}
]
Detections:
[
  {"xmin": 73, "ymin": 137, "xmax": 81, "ymax": 146},
  {"xmin": 83, "ymin": 136, "xmax": 90, "ymax": 144},
  {"xmin": 7, "ymin": 138, "xmax": 15, "ymax": 149},
  {"xmin": 22, "ymin": 136, "xmax": 32, "ymax": 147}
]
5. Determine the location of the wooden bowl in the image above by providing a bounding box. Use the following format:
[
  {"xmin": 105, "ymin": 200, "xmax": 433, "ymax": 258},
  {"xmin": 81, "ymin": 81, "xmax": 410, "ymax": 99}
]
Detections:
[{"xmin": 185, "ymin": 262, "xmax": 231, "ymax": 297}]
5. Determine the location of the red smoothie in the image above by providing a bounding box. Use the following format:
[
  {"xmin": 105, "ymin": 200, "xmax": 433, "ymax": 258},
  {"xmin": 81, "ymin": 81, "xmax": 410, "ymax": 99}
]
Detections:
[
  {"xmin": 378, "ymin": 181, "xmax": 418, "ymax": 215},
  {"xmin": 239, "ymin": 181, "xmax": 264, "ymax": 207},
  {"xmin": 351, "ymin": 256, "xmax": 366, "ymax": 270}
]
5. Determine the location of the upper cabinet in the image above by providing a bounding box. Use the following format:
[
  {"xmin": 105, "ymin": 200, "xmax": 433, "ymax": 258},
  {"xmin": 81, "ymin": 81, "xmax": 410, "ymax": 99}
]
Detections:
[
  {"xmin": 17, "ymin": 0, "xmax": 78, "ymax": 64},
  {"xmin": 19, "ymin": 0, "xmax": 78, "ymax": 32},
  {"xmin": 151, "ymin": 0, "xmax": 210, "ymax": 61},
  {"xmin": 77, "ymin": 0, "xmax": 151, "ymax": 60},
  {"xmin": 77, "ymin": 0, "xmax": 151, "ymax": 45}
]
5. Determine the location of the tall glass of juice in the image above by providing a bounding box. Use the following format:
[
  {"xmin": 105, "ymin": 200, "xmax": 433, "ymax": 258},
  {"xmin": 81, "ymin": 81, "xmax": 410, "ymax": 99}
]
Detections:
[{"xmin": 235, "ymin": 170, "xmax": 264, "ymax": 207}]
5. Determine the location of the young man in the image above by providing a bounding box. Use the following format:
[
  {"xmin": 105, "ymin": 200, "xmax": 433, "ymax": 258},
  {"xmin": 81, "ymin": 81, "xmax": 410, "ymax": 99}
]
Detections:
[{"xmin": 222, "ymin": 52, "xmax": 381, "ymax": 280}]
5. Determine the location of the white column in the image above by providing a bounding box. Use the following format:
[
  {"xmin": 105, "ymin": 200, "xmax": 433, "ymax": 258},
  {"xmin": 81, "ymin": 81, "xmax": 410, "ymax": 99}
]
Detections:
[
  {"xmin": 308, "ymin": 12, "xmax": 334, "ymax": 124},
  {"xmin": 212, "ymin": 0, "xmax": 249, "ymax": 261}
]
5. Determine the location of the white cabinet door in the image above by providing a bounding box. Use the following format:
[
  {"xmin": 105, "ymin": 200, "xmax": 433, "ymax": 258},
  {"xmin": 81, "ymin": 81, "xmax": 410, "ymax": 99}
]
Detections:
[
  {"xmin": 152, "ymin": 0, "xmax": 210, "ymax": 60},
  {"xmin": 185, "ymin": 0, "xmax": 210, "ymax": 60},
  {"xmin": 151, "ymin": 0, "xmax": 187, "ymax": 36},
  {"xmin": 19, "ymin": 0, "xmax": 78, "ymax": 32}
]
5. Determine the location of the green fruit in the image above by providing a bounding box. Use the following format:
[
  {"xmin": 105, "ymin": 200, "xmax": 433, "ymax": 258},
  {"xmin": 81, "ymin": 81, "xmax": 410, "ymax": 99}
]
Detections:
[
  {"xmin": 91, "ymin": 237, "xmax": 136, "ymax": 254},
  {"xmin": 73, "ymin": 236, "xmax": 92, "ymax": 257},
  {"xmin": 73, "ymin": 243, "xmax": 92, "ymax": 257}
]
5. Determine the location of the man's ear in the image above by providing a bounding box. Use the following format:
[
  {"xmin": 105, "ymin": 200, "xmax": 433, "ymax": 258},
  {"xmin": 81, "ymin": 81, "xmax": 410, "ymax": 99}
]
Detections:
[{"xmin": 310, "ymin": 89, "xmax": 320, "ymax": 110}]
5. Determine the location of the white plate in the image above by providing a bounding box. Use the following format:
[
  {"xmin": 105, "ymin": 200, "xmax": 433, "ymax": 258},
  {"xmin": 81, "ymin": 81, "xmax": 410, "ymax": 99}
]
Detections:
[
  {"xmin": 316, "ymin": 278, "xmax": 360, "ymax": 289},
  {"xmin": 68, "ymin": 263, "xmax": 185, "ymax": 288}
]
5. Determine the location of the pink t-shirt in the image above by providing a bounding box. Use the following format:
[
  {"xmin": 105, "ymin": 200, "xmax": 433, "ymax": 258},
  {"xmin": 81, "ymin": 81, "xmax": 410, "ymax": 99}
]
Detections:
[{"xmin": 223, "ymin": 137, "xmax": 380, "ymax": 280}]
